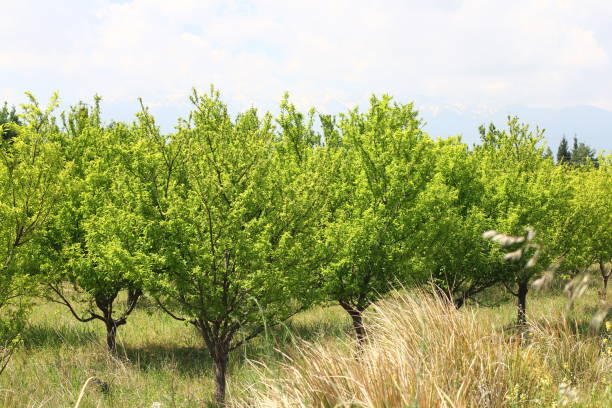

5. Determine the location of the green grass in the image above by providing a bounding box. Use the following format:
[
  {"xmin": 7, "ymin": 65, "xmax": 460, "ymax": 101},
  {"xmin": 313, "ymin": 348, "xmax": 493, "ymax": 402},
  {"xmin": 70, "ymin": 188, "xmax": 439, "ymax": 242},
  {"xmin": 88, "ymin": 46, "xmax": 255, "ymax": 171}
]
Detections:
[
  {"xmin": 0, "ymin": 298, "xmax": 351, "ymax": 407},
  {"xmin": 0, "ymin": 286, "xmax": 609, "ymax": 407}
]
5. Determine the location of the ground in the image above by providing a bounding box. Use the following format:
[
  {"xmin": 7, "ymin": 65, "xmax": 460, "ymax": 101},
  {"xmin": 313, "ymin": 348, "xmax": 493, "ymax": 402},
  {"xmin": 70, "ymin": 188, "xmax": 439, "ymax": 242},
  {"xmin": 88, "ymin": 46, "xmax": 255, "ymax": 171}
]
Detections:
[{"xmin": 0, "ymin": 285, "xmax": 610, "ymax": 407}]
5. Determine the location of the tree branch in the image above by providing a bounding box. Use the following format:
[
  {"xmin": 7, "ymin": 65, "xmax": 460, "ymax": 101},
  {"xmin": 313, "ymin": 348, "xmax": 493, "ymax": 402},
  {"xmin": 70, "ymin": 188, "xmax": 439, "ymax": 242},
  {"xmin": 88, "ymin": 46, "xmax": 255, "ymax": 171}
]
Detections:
[
  {"xmin": 48, "ymin": 284, "xmax": 101, "ymax": 323},
  {"xmin": 154, "ymin": 297, "xmax": 189, "ymax": 322},
  {"xmin": 503, "ymin": 281, "xmax": 519, "ymax": 297}
]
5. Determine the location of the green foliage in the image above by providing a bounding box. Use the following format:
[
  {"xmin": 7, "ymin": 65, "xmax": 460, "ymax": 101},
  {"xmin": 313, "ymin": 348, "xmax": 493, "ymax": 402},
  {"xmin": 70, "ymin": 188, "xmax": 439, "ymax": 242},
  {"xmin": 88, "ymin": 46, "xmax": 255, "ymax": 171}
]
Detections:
[
  {"xmin": 475, "ymin": 118, "xmax": 571, "ymax": 323},
  {"xmin": 0, "ymin": 88, "xmax": 609, "ymax": 403},
  {"xmin": 0, "ymin": 94, "xmax": 69, "ymax": 370},
  {"xmin": 143, "ymin": 89, "xmax": 322, "ymax": 332},
  {"xmin": 415, "ymin": 137, "xmax": 502, "ymax": 307},
  {"xmin": 134, "ymin": 88, "xmax": 327, "ymax": 403},
  {"xmin": 556, "ymin": 156, "xmax": 611, "ymax": 270},
  {"xmin": 39, "ymin": 98, "xmax": 156, "ymax": 351},
  {"xmin": 318, "ymin": 95, "xmax": 437, "ymax": 331},
  {"xmin": 476, "ymin": 118, "xmax": 567, "ymax": 279}
]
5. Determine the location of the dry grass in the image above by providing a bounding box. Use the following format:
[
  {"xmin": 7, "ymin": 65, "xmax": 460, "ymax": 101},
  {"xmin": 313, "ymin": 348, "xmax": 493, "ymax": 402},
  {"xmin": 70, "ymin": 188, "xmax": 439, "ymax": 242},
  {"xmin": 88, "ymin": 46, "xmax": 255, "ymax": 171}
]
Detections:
[{"xmin": 237, "ymin": 292, "xmax": 612, "ymax": 408}]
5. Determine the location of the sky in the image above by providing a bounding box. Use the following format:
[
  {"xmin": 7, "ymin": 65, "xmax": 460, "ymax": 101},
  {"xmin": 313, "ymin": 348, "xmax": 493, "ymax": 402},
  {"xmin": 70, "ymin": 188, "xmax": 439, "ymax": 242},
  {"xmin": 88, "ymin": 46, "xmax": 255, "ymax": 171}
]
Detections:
[{"xmin": 1, "ymin": 0, "xmax": 611, "ymax": 150}]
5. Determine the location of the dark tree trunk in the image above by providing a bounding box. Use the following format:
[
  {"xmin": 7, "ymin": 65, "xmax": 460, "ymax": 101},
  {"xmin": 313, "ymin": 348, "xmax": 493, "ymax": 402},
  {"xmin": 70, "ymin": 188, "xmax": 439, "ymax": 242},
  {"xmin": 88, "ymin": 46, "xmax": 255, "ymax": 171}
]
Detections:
[
  {"xmin": 105, "ymin": 320, "xmax": 119, "ymax": 352},
  {"xmin": 517, "ymin": 280, "xmax": 528, "ymax": 326},
  {"xmin": 350, "ymin": 311, "xmax": 366, "ymax": 344},
  {"xmin": 52, "ymin": 286, "xmax": 141, "ymax": 354},
  {"xmin": 94, "ymin": 288, "xmax": 141, "ymax": 353},
  {"xmin": 212, "ymin": 347, "xmax": 229, "ymax": 406},
  {"xmin": 600, "ymin": 261, "xmax": 609, "ymax": 301},
  {"xmin": 195, "ymin": 319, "xmax": 232, "ymax": 407},
  {"xmin": 95, "ymin": 293, "xmax": 119, "ymax": 353},
  {"xmin": 454, "ymin": 297, "xmax": 465, "ymax": 309},
  {"xmin": 340, "ymin": 302, "xmax": 366, "ymax": 345}
]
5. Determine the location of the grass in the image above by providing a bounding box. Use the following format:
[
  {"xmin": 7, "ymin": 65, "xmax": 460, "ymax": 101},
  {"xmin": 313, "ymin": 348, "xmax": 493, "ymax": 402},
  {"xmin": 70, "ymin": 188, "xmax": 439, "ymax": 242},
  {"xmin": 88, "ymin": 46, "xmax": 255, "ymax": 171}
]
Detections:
[
  {"xmin": 238, "ymin": 289, "xmax": 611, "ymax": 408},
  {"xmin": 0, "ymin": 297, "xmax": 351, "ymax": 407},
  {"xmin": 0, "ymin": 287, "xmax": 609, "ymax": 407}
]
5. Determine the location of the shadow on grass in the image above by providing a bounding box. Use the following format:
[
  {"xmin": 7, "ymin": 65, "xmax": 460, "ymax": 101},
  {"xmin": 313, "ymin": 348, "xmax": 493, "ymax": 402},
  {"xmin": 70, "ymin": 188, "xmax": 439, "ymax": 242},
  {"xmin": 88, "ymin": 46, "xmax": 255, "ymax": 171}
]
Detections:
[
  {"xmin": 121, "ymin": 312, "xmax": 352, "ymax": 375},
  {"xmin": 122, "ymin": 343, "xmax": 212, "ymax": 375},
  {"xmin": 21, "ymin": 323, "xmax": 99, "ymax": 349}
]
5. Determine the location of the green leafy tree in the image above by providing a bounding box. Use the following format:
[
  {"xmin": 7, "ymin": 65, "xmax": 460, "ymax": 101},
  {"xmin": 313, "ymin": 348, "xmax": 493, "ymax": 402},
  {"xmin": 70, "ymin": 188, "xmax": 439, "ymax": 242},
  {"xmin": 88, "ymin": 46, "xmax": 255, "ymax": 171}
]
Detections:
[
  {"xmin": 135, "ymin": 89, "xmax": 326, "ymax": 405},
  {"xmin": 41, "ymin": 99, "xmax": 155, "ymax": 352},
  {"xmin": 476, "ymin": 119, "xmax": 568, "ymax": 325},
  {"xmin": 556, "ymin": 157, "xmax": 611, "ymax": 298},
  {"xmin": 0, "ymin": 94, "xmax": 69, "ymax": 370},
  {"xmin": 319, "ymin": 95, "xmax": 437, "ymax": 343},
  {"xmin": 416, "ymin": 137, "xmax": 503, "ymax": 308}
]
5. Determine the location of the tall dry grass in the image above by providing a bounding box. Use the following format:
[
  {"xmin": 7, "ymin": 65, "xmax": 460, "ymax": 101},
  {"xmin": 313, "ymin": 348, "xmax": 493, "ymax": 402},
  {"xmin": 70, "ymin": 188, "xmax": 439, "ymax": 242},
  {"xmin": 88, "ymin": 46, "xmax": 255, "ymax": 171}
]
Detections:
[{"xmin": 238, "ymin": 292, "xmax": 611, "ymax": 408}]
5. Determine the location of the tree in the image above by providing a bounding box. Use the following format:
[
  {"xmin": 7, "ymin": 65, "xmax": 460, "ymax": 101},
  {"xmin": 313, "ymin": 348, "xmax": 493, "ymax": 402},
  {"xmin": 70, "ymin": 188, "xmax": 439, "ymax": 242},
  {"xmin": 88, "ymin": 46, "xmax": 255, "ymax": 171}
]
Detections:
[
  {"xmin": 319, "ymin": 95, "xmax": 437, "ymax": 343},
  {"xmin": 40, "ymin": 99, "xmax": 155, "ymax": 352},
  {"xmin": 0, "ymin": 103, "xmax": 21, "ymax": 142},
  {"xmin": 482, "ymin": 227, "xmax": 542, "ymax": 325},
  {"xmin": 556, "ymin": 156, "xmax": 611, "ymax": 299},
  {"xmin": 557, "ymin": 136, "xmax": 571, "ymax": 164},
  {"xmin": 476, "ymin": 118, "xmax": 567, "ymax": 325},
  {"xmin": 543, "ymin": 146, "xmax": 553, "ymax": 161},
  {"xmin": 416, "ymin": 137, "xmax": 504, "ymax": 308},
  {"xmin": 570, "ymin": 136, "xmax": 598, "ymax": 167},
  {"xmin": 0, "ymin": 93, "xmax": 69, "ymax": 370},
  {"xmin": 135, "ymin": 89, "xmax": 326, "ymax": 405}
]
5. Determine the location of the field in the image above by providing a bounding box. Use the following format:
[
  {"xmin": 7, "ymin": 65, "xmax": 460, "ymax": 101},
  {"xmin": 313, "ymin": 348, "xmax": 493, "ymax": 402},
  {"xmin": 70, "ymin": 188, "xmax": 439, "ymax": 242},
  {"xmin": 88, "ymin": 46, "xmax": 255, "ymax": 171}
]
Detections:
[
  {"xmin": 2, "ymin": 81, "xmax": 611, "ymax": 407},
  {"xmin": 0, "ymin": 285, "xmax": 609, "ymax": 407}
]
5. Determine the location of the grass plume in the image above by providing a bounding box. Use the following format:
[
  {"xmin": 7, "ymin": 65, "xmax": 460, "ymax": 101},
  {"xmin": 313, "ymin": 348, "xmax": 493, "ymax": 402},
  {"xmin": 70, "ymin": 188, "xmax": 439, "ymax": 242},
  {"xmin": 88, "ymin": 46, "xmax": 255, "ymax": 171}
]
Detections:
[{"xmin": 237, "ymin": 292, "xmax": 611, "ymax": 408}]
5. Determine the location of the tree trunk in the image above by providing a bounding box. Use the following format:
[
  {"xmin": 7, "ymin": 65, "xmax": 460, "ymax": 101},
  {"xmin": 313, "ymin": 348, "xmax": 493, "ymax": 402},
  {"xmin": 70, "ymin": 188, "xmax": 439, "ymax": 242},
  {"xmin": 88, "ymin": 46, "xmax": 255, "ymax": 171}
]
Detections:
[
  {"xmin": 194, "ymin": 319, "xmax": 233, "ymax": 406},
  {"xmin": 340, "ymin": 302, "xmax": 366, "ymax": 345},
  {"xmin": 212, "ymin": 346, "xmax": 229, "ymax": 406},
  {"xmin": 105, "ymin": 320, "xmax": 118, "ymax": 352},
  {"xmin": 95, "ymin": 291, "xmax": 121, "ymax": 353},
  {"xmin": 600, "ymin": 261, "xmax": 609, "ymax": 301},
  {"xmin": 517, "ymin": 281, "xmax": 528, "ymax": 326},
  {"xmin": 350, "ymin": 311, "xmax": 366, "ymax": 345},
  {"xmin": 454, "ymin": 297, "xmax": 465, "ymax": 309}
]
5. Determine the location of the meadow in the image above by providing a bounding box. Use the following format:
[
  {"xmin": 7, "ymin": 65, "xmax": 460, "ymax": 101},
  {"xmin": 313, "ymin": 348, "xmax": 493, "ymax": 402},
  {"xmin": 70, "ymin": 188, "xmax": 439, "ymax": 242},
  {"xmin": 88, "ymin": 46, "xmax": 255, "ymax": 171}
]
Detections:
[
  {"xmin": 0, "ymin": 283, "xmax": 609, "ymax": 407},
  {"xmin": 1, "ymin": 92, "xmax": 610, "ymax": 407}
]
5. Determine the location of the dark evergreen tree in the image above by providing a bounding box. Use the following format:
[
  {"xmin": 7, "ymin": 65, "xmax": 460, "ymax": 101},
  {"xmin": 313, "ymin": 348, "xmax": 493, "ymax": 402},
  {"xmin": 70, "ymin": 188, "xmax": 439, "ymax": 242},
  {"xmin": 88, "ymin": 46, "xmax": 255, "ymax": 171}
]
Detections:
[
  {"xmin": 0, "ymin": 103, "xmax": 21, "ymax": 142},
  {"xmin": 544, "ymin": 147, "xmax": 553, "ymax": 160},
  {"xmin": 556, "ymin": 136, "xmax": 571, "ymax": 164},
  {"xmin": 571, "ymin": 136, "xmax": 598, "ymax": 167}
]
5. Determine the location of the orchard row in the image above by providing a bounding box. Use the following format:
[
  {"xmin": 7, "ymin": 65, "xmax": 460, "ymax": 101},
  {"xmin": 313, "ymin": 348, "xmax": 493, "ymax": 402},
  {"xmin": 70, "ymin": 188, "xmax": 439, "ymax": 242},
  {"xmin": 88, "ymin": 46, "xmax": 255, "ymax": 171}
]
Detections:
[{"xmin": 1, "ymin": 89, "xmax": 610, "ymax": 404}]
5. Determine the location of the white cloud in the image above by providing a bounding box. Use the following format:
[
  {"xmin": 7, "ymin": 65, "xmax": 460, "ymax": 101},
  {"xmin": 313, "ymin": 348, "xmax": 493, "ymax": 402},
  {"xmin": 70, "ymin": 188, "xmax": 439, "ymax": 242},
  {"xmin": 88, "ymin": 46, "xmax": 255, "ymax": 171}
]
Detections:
[
  {"xmin": 0, "ymin": 0, "xmax": 611, "ymax": 119},
  {"xmin": 560, "ymin": 28, "xmax": 608, "ymax": 67}
]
